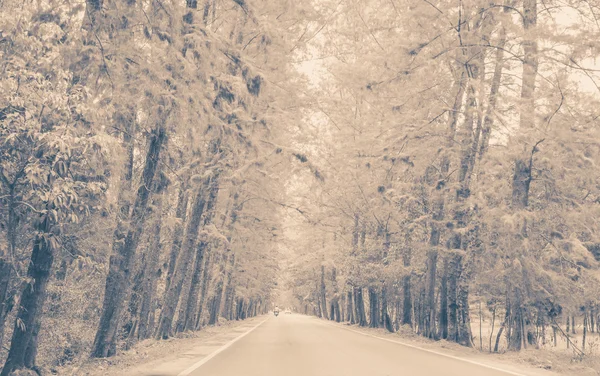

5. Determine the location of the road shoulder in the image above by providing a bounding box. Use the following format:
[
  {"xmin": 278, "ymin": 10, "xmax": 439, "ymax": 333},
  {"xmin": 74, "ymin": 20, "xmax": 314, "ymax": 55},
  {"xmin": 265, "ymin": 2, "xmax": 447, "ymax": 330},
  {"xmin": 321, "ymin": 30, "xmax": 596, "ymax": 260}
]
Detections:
[
  {"xmin": 316, "ymin": 318, "xmax": 597, "ymax": 376},
  {"xmin": 56, "ymin": 316, "xmax": 267, "ymax": 376}
]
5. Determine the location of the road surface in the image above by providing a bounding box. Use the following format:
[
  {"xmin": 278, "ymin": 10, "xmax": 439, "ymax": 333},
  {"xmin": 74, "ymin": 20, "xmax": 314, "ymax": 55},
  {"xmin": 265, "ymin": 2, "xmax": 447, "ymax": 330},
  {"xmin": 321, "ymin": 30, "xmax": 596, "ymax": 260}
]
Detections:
[{"xmin": 184, "ymin": 314, "xmax": 529, "ymax": 376}]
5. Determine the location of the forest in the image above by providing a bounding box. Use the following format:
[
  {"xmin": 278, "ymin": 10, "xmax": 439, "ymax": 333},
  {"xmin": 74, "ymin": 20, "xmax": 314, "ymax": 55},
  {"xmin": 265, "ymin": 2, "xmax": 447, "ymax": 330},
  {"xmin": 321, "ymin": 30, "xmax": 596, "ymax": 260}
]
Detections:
[{"xmin": 1, "ymin": 0, "xmax": 600, "ymax": 375}]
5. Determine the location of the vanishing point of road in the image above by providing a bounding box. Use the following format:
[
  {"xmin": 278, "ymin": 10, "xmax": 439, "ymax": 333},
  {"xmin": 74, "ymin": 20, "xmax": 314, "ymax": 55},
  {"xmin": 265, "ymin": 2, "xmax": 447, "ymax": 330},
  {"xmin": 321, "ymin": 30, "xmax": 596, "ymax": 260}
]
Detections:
[{"xmin": 177, "ymin": 314, "xmax": 538, "ymax": 376}]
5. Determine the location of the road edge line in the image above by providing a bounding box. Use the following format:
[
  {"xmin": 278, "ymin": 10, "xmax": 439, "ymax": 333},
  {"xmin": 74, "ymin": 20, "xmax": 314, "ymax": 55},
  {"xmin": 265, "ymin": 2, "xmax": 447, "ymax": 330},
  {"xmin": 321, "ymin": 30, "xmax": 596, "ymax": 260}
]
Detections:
[
  {"xmin": 322, "ymin": 320, "xmax": 530, "ymax": 376},
  {"xmin": 177, "ymin": 317, "xmax": 269, "ymax": 376}
]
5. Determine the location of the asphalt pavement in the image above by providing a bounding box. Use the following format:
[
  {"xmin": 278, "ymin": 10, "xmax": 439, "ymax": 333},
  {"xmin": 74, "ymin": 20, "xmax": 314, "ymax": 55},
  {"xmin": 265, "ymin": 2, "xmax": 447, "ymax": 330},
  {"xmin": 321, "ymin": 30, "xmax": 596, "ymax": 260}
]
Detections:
[{"xmin": 186, "ymin": 314, "xmax": 532, "ymax": 376}]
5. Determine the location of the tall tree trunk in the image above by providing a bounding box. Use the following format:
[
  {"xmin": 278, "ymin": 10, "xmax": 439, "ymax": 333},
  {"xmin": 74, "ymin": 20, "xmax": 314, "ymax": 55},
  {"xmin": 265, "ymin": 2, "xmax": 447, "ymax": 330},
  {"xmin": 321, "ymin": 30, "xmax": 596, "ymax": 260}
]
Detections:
[
  {"xmin": 330, "ymin": 267, "xmax": 341, "ymax": 323},
  {"xmin": 124, "ymin": 255, "xmax": 145, "ymax": 348},
  {"xmin": 381, "ymin": 285, "xmax": 393, "ymax": 332},
  {"xmin": 354, "ymin": 287, "xmax": 367, "ymax": 327},
  {"xmin": 507, "ymin": 0, "xmax": 539, "ymax": 352},
  {"xmin": 438, "ymin": 258, "xmax": 449, "ymax": 339},
  {"xmin": 208, "ymin": 191, "xmax": 241, "ymax": 325},
  {"xmin": 479, "ymin": 16, "xmax": 507, "ymax": 159},
  {"xmin": 508, "ymin": 287, "xmax": 525, "ymax": 351},
  {"xmin": 512, "ymin": 0, "xmax": 538, "ymax": 210},
  {"xmin": 221, "ymin": 253, "xmax": 236, "ymax": 320},
  {"xmin": 92, "ymin": 105, "xmax": 137, "ymax": 355},
  {"xmin": 195, "ymin": 250, "xmax": 213, "ymax": 329},
  {"xmin": 368, "ymin": 287, "xmax": 380, "ymax": 328},
  {"xmin": 0, "ymin": 189, "xmax": 16, "ymax": 351},
  {"xmin": 165, "ymin": 184, "xmax": 189, "ymax": 293},
  {"xmin": 92, "ymin": 120, "xmax": 167, "ymax": 357},
  {"xmin": 424, "ymin": 248, "xmax": 438, "ymax": 338},
  {"xmin": 154, "ymin": 171, "xmax": 215, "ymax": 339},
  {"xmin": 226, "ymin": 286, "xmax": 237, "ymax": 321},
  {"xmin": 138, "ymin": 179, "xmax": 168, "ymax": 340},
  {"xmin": 208, "ymin": 250, "xmax": 228, "ymax": 325},
  {"xmin": 402, "ymin": 249, "xmax": 412, "ymax": 327},
  {"xmin": 320, "ymin": 265, "xmax": 328, "ymax": 320},
  {"xmin": 1, "ymin": 213, "xmax": 55, "ymax": 376},
  {"xmin": 181, "ymin": 179, "xmax": 219, "ymax": 332},
  {"xmin": 448, "ymin": 254, "xmax": 459, "ymax": 342},
  {"xmin": 0, "ymin": 259, "xmax": 11, "ymax": 352},
  {"xmin": 347, "ymin": 290, "xmax": 355, "ymax": 323},
  {"xmin": 180, "ymin": 242, "xmax": 208, "ymax": 331}
]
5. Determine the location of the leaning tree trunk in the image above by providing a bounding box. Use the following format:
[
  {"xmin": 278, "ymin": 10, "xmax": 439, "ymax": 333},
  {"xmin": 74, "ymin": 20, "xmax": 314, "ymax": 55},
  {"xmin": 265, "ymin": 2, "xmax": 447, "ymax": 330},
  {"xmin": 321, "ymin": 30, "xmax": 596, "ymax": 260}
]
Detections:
[{"xmin": 92, "ymin": 121, "xmax": 167, "ymax": 358}]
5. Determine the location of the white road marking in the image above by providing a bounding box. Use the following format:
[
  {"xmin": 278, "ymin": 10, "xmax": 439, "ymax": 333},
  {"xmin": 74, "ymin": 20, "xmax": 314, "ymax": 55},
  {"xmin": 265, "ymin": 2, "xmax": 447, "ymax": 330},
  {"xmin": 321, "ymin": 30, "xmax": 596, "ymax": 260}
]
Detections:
[
  {"xmin": 177, "ymin": 318, "xmax": 268, "ymax": 376},
  {"xmin": 320, "ymin": 320, "xmax": 532, "ymax": 376}
]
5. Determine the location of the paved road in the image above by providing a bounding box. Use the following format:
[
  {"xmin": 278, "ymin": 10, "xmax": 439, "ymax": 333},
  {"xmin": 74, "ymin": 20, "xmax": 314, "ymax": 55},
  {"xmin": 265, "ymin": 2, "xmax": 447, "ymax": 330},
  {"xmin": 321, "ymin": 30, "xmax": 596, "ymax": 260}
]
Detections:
[{"xmin": 188, "ymin": 314, "xmax": 526, "ymax": 376}]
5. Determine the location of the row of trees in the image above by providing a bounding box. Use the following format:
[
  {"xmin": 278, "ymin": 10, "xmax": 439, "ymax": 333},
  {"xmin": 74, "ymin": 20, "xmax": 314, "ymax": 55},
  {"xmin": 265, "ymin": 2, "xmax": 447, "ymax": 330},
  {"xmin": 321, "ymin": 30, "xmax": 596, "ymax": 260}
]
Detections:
[
  {"xmin": 287, "ymin": 0, "xmax": 600, "ymax": 355},
  {"xmin": 0, "ymin": 0, "xmax": 313, "ymax": 374}
]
